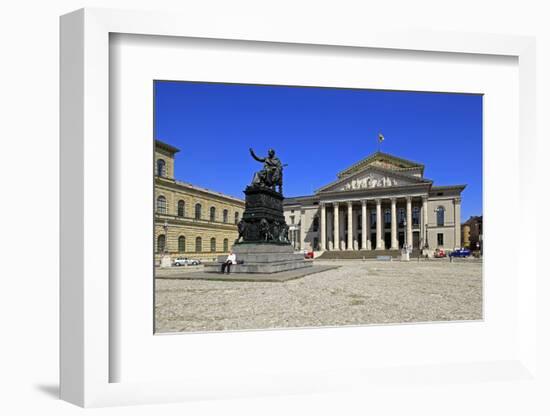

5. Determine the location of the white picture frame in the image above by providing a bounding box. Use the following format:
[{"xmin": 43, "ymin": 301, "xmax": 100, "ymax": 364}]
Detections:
[{"xmin": 60, "ymin": 8, "xmax": 539, "ymax": 408}]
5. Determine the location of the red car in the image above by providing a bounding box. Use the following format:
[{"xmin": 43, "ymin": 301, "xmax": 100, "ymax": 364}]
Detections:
[
  {"xmin": 434, "ymin": 248, "xmax": 446, "ymax": 258},
  {"xmin": 303, "ymin": 250, "xmax": 314, "ymax": 259}
]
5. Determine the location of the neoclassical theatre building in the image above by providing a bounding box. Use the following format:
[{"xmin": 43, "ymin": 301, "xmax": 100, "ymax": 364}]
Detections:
[
  {"xmin": 283, "ymin": 152, "xmax": 465, "ymax": 253},
  {"xmin": 154, "ymin": 140, "xmax": 245, "ymax": 262}
]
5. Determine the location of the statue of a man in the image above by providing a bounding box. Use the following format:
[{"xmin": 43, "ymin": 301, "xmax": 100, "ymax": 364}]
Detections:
[{"xmin": 249, "ymin": 148, "xmax": 284, "ymax": 193}]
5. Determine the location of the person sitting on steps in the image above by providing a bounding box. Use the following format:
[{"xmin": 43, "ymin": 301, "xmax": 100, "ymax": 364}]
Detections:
[{"xmin": 221, "ymin": 251, "xmax": 236, "ymax": 274}]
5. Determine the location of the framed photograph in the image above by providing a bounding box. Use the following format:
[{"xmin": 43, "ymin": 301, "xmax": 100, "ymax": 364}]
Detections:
[{"xmin": 60, "ymin": 8, "xmax": 538, "ymax": 408}]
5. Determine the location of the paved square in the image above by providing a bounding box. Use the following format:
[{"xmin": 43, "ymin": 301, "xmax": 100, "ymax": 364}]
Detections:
[{"xmin": 155, "ymin": 259, "xmax": 482, "ymax": 333}]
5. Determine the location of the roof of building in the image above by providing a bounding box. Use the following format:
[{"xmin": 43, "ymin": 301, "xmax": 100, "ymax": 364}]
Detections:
[
  {"xmin": 430, "ymin": 184, "xmax": 467, "ymax": 192},
  {"xmin": 171, "ymin": 179, "xmax": 245, "ymax": 204},
  {"xmin": 155, "ymin": 139, "xmax": 180, "ymax": 154}
]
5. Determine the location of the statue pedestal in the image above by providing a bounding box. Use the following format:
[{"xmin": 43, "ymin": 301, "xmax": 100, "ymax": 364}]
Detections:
[
  {"xmin": 401, "ymin": 249, "xmax": 410, "ymax": 262},
  {"xmin": 204, "ymin": 185, "xmax": 311, "ymax": 274},
  {"xmin": 204, "ymin": 244, "xmax": 311, "ymax": 274},
  {"xmin": 160, "ymin": 254, "xmax": 172, "ymax": 268}
]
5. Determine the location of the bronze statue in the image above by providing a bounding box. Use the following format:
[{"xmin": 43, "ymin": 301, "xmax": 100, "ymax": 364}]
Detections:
[
  {"xmin": 249, "ymin": 148, "xmax": 284, "ymax": 193},
  {"xmin": 235, "ymin": 219, "xmax": 247, "ymax": 244}
]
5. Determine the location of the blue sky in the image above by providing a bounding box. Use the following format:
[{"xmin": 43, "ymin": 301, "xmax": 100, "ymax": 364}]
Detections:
[{"xmin": 154, "ymin": 81, "xmax": 482, "ymax": 222}]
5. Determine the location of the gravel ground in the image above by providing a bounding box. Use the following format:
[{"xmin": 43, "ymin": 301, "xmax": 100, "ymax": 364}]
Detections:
[{"xmin": 155, "ymin": 259, "xmax": 482, "ymax": 333}]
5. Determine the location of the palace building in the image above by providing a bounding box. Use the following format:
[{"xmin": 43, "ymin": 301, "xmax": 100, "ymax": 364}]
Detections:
[
  {"xmin": 283, "ymin": 152, "xmax": 465, "ymax": 254},
  {"xmin": 154, "ymin": 140, "xmax": 245, "ymax": 262}
]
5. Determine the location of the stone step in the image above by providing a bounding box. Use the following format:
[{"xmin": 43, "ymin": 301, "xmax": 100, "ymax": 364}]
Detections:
[
  {"xmin": 318, "ymin": 249, "xmax": 421, "ymax": 260},
  {"xmin": 204, "ymin": 259, "xmax": 313, "ymax": 274}
]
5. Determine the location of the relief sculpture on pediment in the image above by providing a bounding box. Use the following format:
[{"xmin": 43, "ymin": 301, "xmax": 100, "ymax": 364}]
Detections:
[{"xmin": 342, "ymin": 175, "xmax": 398, "ymax": 191}]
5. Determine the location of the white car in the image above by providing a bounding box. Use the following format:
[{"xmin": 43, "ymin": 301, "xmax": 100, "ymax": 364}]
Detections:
[{"xmin": 173, "ymin": 257, "xmax": 201, "ymax": 266}]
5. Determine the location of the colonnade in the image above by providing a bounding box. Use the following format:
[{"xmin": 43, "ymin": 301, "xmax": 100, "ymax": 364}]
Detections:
[{"xmin": 319, "ymin": 196, "xmax": 428, "ymax": 251}]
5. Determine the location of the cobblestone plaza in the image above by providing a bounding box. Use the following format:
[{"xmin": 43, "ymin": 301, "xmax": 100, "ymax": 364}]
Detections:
[{"xmin": 155, "ymin": 259, "xmax": 482, "ymax": 333}]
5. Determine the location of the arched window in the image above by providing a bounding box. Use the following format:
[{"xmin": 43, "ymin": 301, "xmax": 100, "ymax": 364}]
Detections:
[
  {"xmin": 210, "ymin": 237, "xmax": 216, "ymax": 252},
  {"xmin": 195, "ymin": 203, "xmax": 202, "ymax": 220},
  {"xmin": 312, "ymin": 216, "xmax": 319, "ymax": 232},
  {"xmin": 412, "ymin": 207, "xmax": 420, "ymax": 226},
  {"xmin": 436, "ymin": 206, "xmax": 445, "ymax": 226},
  {"xmin": 223, "ymin": 238, "xmax": 229, "ymax": 252},
  {"xmin": 384, "ymin": 209, "xmax": 391, "ymax": 225},
  {"xmin": 157, "ymin": 234, "xmax": 166, "ymax": 253},
  {"xmin": 210, "ymin": 206, "xmax": 216, "ymax": 222},
  {"xmin": 223, "ymin": 209, "xmax": 228, "ymax": 223},
  {"xmin": 177, "ymin": 200, "xmax": 185, "ymax": 217},
  {"xmin": 156, "ymin": 196, "xmax": 167, "ymax": 214},
  {"xmin": 178, "ymin": 236, "xmax": 186, "ymax": 253},
  {"xmin": 234, "ymin": 211, "xmax": 239, "ymax": 224},
  {"xmin": 195, "ymin": 236, "xmax": 202, "ymax": 252},
  {"xmin": 156, "ymin": 159, "xmax": 166, "ymax": 177}
]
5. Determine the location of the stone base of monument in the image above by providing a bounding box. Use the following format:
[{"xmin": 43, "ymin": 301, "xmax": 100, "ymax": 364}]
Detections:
[
  {"xmin": 203, "ymin": 243, "xmax": 311, "ymax": 274},
  {"xmin": 160, "ymin": 255, "xmax": 172, "ymax": 268}
]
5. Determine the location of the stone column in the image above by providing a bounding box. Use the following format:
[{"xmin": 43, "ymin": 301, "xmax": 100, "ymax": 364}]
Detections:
[
  {"xmin": 320, "ymin": 202, "xmax": 326, "ymax": 251},
  {"xmin": 454, "ymin": 197, "xmax": 461, "ymax": 249},
  {"xmin": 406, "ymin": 196, "xmax": 413, "ymax": 249},
  {"xmin": 361, "ymin": 200, "xmax": 367, "ymax": 250},
  {"xmin": 376, "ymin": 199, "xmax": 384, "ymax": 250},
  {"xmin": 366, "ymin": 201, "xmax": 371, "ymax": 250},
  {"xmin": 391, "ymin": 198, "xmax": 398, "ymax": 249},
  {"xmin": 422, "ymin": 196, "xmax": 429, "ymax": 248},
  {"xmin": 333, "ymin": 202, "xmax": 340, "ymax": 251},
  {"xmin": 300, "ymin": 210, "xmax": 306, "ymax": 250},
  {"xmin": 347, "ymin": 201, "xmax": 353, "ymax": 250}
]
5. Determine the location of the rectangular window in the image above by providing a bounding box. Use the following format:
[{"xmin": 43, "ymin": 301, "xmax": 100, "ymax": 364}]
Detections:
[{"xmin": 437, "ymin": 233, "xmax": 444, "ymax": 246}]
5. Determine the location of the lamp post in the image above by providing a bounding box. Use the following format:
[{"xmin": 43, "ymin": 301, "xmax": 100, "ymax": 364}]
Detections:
[
  {"xmin": 401, "ymin": 219, "xmax": 410, "ymax": 261},
  {"xmin": 160, "ymin": 219, "xmax": 171, "ymax": 268},
  {"xmin": 162, "ymin": 220, "xmax": 168, "ymax": 254},
  {"xmin": 424, "ymin": 223, "xmax": 429, "ymax": 249}
]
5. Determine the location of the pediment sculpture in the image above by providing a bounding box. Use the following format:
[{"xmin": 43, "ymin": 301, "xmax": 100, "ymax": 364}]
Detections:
[{"xmin": 342, "ymin": 175, "xmax": 398, "ymax": 191}]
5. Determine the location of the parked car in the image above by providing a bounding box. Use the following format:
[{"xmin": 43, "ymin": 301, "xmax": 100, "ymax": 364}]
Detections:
[
  {"xmin": 173, "ymin": 257, "xmax": 201, "ymax": 266},
  {"xmin": 434, "ymin": 248, "xmax": 446, "ymax": 258},
  {"xmin": 449, "ymin": 248, "xmax": 471, "ymax": 258},
  {"xmin": 303, "ymin": 250, "xmax": 314, "ymax": 259}
]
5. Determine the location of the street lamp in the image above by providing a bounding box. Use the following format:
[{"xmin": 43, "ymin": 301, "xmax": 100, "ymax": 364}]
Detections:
[
  {"xmin": 162, "ymin": 220, "xmax": 168, "ymax": 254},
  {"xmin": 424, "ymin": 222, "xmax": 429, "ymax": 249}
]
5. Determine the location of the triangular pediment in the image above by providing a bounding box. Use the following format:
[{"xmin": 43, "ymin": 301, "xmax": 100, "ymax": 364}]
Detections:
[
  {"xmin": 317, "ymin": 165, "xmax": 431, "ymax": 194},
  {"xmin": 337, "ymin": 151, "xmax": 424, "ymax": 179}
]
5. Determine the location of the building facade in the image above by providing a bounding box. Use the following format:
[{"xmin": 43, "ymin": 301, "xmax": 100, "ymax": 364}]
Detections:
[
  {"xmin": 154, "ymin": 140, "xmax": 245, "ymax": 262},
  {"xmin": 283, "ymin": 152, "xmax": 465, "ymax": 252},
  {"xmin": 462, "ymin": 215, "xmax": 483, "ymax": 251}
]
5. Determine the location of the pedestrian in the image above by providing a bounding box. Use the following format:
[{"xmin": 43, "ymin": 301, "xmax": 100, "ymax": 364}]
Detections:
[{"xmin": 221, "ymin": 250, "xmax": 237, "ymax": 274}]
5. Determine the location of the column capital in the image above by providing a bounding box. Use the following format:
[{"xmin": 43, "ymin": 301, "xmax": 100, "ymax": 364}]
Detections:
[
  {"xmin": 405, "ymin": 195, "xmax": 412, "ymax": 203},
  {"xmin": 319, "ymin": 201, "xmax": 326, "ymax": 208},
  {"xmin": 454, "ymin": 197, "xmax": 462, "ymax": 204},
  {"xmin": 347, "ymin": 200, "xmax": 354, "ymax": 206},
  {"xmin": 390, "ymin": 197, "xmax": 397, "ymax": 204},
  {"xmin": 361, "ymin": 199, "xmax": 367, "ymax": 207},
  {"xmin": 375, "ymin": 198, "xmax": 382, "ymax": 205},
  {"xmin": 333, "ymin": 201, "xmax": 339, "ymax": 208},
  {"xmin": 422, "ymin": 195, "xmax": 429, "ymax": 203}
]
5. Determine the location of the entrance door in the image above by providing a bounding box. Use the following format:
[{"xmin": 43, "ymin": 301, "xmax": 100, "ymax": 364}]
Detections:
[
  {"xmin": 413, "ymin": 231, "xmax": 420, "ymax": 249},
  {"xmin": 398, "ymin": 231, "xmax": 405, "ymax": 248},
  {"xmin": 384, "ymin": 232, "xmax": 391, "ymax": 250}
]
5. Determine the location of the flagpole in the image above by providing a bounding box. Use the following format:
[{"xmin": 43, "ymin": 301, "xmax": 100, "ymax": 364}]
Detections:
[{"xmin": 377, "ymin": 133, "xmax": 384, "ymax": 153}]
